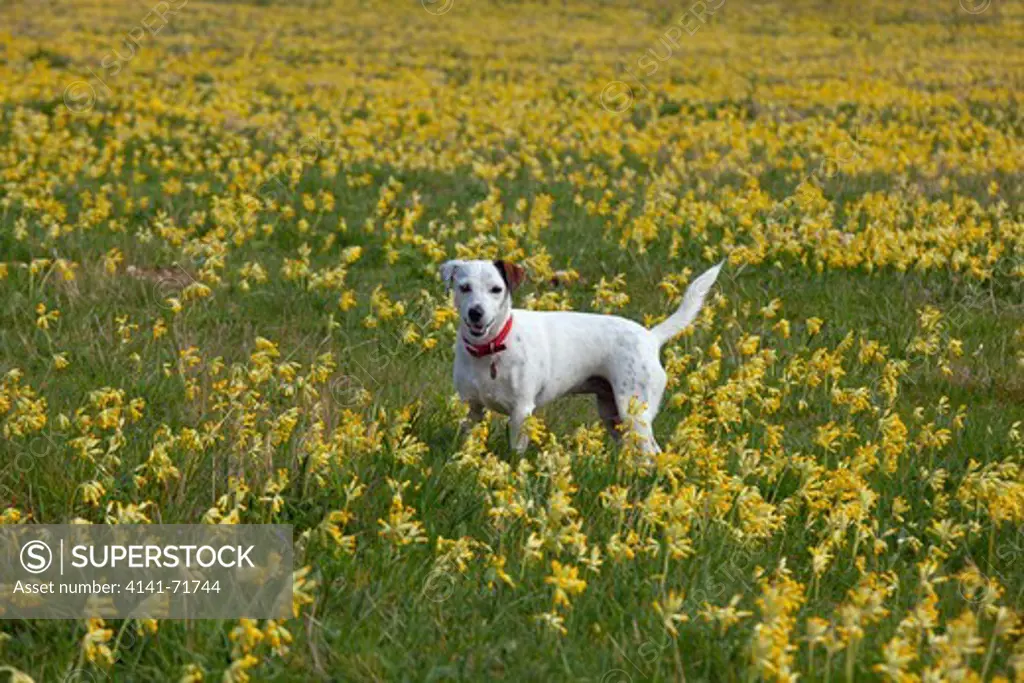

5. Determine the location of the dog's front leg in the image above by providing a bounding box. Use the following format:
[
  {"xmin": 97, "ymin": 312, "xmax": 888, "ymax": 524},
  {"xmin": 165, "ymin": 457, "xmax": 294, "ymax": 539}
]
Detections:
[
  {"xmin": 509, "ymin": 403, "xmax": 534, "ymax": 454},
  {"xmin": 459, "ymin": 401, "xmax": 486, "ymax": 437}
]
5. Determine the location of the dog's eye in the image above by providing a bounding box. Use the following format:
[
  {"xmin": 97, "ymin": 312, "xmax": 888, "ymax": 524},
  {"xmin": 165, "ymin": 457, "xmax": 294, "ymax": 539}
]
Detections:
[
  {"xmin": 459, "ymin": 284, "xmax": 471, "ymax": 293},
  {"xmin": 490, "ymin": 286, "xmax": 503, "ymax": 294}
]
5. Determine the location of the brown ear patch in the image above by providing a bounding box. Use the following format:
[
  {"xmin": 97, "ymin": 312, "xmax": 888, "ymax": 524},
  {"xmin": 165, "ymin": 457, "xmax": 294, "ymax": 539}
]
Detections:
[{"xmin": 494, "ymin": 260, "xmax": 527, "ymax": 292}]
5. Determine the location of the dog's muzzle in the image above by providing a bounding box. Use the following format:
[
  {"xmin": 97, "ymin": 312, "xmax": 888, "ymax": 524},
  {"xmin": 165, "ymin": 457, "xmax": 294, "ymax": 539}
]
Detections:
[
  {"xmin": 465, "ymin": 320, "xmax": 488, "ymax": 337},
  {"xmin": 466, "ymin": 306, "xmax": 488, "ymax": 336}
]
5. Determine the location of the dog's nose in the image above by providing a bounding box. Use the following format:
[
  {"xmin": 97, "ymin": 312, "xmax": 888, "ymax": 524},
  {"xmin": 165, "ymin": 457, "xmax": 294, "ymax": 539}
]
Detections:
[{"xmin": 468, "ymin": 306, "xmax": 483, "ymax": 323}]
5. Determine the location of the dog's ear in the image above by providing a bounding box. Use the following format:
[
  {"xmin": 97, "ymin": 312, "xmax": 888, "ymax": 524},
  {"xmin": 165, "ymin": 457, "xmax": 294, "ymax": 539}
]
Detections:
[
  {"xmin": 439, "ymin": 260, "xmax": 464, "ymax": 291},
  {"xmin": 493, "ymin": 260, "xmax": 527, "ymax": 292}
]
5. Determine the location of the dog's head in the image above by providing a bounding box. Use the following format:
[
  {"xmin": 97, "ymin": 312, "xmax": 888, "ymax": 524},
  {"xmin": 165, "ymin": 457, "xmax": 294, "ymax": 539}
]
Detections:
[{"xmin": 440, "ymin": 259, "xmax": 526, "ymax": 339}]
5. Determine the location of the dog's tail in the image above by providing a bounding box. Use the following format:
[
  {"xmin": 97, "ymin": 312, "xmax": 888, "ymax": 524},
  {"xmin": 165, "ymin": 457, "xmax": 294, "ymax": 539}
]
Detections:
[{"xmin": 650, "ymin": 261, "xmax": 724, "ymax": 346}]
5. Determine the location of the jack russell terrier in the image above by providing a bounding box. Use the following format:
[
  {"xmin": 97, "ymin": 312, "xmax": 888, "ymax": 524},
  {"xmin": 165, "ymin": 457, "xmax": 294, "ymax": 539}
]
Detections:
[{"xmin": 441, "ymin": 259, "xmax": 723, "ymax": 454}]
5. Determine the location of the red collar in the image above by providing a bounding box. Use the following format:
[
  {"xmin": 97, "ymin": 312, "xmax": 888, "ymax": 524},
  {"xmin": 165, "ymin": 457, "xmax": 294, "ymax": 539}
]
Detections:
[{"xmin": 463, "ymin": 316, "xmax": 513, "ymax": 358}]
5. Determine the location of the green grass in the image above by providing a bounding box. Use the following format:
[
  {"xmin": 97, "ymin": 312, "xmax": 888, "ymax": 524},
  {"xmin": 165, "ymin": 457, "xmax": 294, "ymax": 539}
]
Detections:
[
  {"xmin": 1, "ymin": 1, "xmax": 1023, "ymax": 681},
  {"xmin": 2, "ymin": 161, "xmax": 1022, "ymax": 680}
]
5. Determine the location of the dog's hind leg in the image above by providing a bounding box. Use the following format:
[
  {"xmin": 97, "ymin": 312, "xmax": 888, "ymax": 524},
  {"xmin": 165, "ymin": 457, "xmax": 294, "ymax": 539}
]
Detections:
[
  {"xmin": 630, "ymin": 417, "xmax": 661, "ymax": 455},
  {"xmin": 572, "ymin": 376, "xmax": 622, "ymax": 442},
  {"xmin": 611, "ymin": 365, "xmax": 667, "ymax": 455},
  {"xmin": 594, "ymin": 385, "xmax": 622, "ymax": 442}
]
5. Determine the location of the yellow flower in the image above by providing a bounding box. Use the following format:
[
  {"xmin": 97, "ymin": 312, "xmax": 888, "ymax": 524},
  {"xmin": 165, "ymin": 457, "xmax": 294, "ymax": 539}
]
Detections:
[
  {"xmin": 653, "ymin": 590, "xmax": 690, "ymax": 637},
  {"xmin": 35, "ymin": 303, "xmax": 59, "ymax": 330},
  {"xmin": 82, "ymin": 618, "xmax": 115, "ymax": 666},
  {"xmin": 487, "ymin": 553, "xmax": 516, "ymax": 589},
  {"xmin": 291, "ymin": 566, "xmax": 317, "ymax": 618},
  {"xmin": 699, "ymin": 595, "xmax": 752, "ymax": 635},
  {"xmin": 179, "ymin": 663, "xmax": 204, "ymax": 682},
  {"xmin": 544, "ymin": 560, "xmax": 587, "ymax": 609},
  {"xmin": 535, "ymin": 611, "xmax": 567, "ymax": 636},
  {"xmin": 103, "ymin": 248, "xmax": 124, "ymax": 275}
]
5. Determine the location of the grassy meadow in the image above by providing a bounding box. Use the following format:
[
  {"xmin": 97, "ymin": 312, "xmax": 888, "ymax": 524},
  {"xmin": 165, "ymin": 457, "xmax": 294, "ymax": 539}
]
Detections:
[{"xmin": 1, "ymin": 0, "xmax": 1023, "ymax": 680}]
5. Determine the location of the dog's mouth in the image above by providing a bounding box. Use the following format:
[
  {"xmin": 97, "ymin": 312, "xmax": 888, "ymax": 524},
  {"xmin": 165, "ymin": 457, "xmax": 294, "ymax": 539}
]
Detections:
[{"xmin": 465, "ymin": 321, "xmax": 488, "ymax": 337}]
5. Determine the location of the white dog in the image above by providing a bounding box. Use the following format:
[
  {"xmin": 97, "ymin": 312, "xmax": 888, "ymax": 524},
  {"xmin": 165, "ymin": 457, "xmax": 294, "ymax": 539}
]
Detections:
[{"xmin": 441, "ymin": 259, "xmax": 723, "ymax": 454}]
